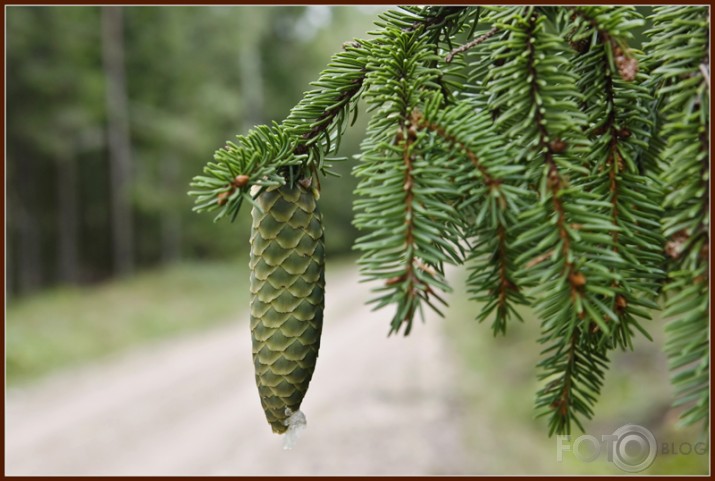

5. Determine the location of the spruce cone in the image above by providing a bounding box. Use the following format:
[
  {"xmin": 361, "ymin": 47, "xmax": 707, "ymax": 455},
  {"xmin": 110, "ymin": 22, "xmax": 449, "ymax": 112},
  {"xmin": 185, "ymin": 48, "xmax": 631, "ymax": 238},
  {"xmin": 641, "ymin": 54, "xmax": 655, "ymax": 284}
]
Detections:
[{"xmin": 249, "ymin": 182, "xmax": 325, "ymax": 434}]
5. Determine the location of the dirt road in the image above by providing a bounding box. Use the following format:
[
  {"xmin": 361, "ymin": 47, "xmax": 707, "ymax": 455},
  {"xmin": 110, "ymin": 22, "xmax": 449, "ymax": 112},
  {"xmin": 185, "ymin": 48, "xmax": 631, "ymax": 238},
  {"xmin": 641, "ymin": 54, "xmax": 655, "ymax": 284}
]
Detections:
[{"xmin": 6, "ymin": 265, "xmax": 471, "ymax": 475}]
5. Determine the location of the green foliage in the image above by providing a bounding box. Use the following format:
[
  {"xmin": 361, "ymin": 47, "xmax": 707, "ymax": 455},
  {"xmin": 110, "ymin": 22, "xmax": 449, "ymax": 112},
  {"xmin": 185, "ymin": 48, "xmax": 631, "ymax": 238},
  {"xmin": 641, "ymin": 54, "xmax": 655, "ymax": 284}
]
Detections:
[
  {"xmin": 190, "ymin": 124, "xmax": 304, "ymax": 221},
  {"xmin": 645, "ymin": 6, "xmax": 710, "ymax": 428},
  {"xmin": 283, "ymin": 41, "xmax": 369, "ymax": 167},
  {"xmin": 421, "ymin": 101, "xmax": 530, "ymax": 335},
  {"xmin": 354, "ymin": 31, "xmax": 467, "ymax": 335},
  {"xmin": 190, "ymin": 6, "xmax": 710, "ymax": 436}
]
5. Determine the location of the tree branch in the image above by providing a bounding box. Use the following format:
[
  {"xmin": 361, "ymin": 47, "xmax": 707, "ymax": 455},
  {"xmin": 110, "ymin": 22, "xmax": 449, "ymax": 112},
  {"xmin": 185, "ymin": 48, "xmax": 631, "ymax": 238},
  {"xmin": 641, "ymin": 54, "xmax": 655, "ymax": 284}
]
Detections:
[
  {"xmin": 293, "ymin": 71, "xmax": 365, "ymax": 156},
  {"xmin": 411, "ymin": 109, "xmax": 519, "ymax": 327},
  {"xmin": 525, "ymin": 14, "xmax": 578, "ymax": 287}
]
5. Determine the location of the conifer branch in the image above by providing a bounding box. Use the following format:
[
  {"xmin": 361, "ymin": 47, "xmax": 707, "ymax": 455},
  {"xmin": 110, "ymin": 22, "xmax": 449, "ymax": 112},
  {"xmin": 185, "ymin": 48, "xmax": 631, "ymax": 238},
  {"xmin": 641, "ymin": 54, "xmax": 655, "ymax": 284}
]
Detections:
[
  {"xmin": 402, "ymin": 6, "xmax": 468, "ymax": 34},
  {"xmin": 291, "ymin": 70, "xmax": 365, "ymax": 157},
  {"xmin": 283, "ymin": 41, "xmax": 368, "ymax": 171},
  {"xmin": 188, "ymin": 5, "xmax": 709, "ymax": 436},
  {"xmin": 569, "ymin": 6, "xmax": 664, "ymax": 352},
  {"xmin": 411, "ymin": 105, "xmax": 527, "ymax": 333},
  {"xmin": 570, "ymin": 7, "xmax": 640, "ymax": 82},
  {"xmin": 603, "ymin": 68, "xmax": 629, "ymax": 333},
  {"xmin": 523, "ymin": 12, "xmax": 580, "ymax": 287},
  {"xmin": 189, "ymin": 124, "xmax": 305, "ymax": 221},
  {"xmin": 480, "ymin": 8, "xmax": 619, "ymax": 434},
  {"xmin": 411, "ymin": 110, "xmax": 498, "ymax": 187},
  {"xmin": 646, "ymin": 5, "xmax": 710, "ymax": 428},
  {"xmin": 354, "ymin": 29, "xmax": 462, "ymax": 336},
  {"xmin": 394, "ymin": 117, "xmax": 420, "ymax": 334}
]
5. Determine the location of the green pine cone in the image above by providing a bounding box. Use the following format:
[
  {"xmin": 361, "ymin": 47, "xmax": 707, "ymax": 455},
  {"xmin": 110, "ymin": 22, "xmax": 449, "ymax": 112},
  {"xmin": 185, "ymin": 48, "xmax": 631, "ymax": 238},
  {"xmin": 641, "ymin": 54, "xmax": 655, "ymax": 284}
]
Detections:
[{"xmin": 249, "ymin": 182, "xmax": 325, "ymax": 434}]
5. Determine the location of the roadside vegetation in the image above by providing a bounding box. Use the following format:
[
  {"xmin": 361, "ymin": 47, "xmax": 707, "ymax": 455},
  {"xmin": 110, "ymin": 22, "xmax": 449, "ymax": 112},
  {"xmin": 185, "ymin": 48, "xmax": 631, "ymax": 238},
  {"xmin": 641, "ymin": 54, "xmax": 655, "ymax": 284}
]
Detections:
[{"xmin": 7, "ymin": 259, "xmax": 249, "ymax": 385}]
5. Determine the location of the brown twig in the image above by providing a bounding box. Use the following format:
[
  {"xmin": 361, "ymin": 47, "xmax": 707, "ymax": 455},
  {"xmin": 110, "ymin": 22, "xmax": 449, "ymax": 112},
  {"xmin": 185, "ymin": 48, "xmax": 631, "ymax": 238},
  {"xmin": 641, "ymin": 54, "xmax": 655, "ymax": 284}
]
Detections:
[
  {"xmin": 552, "ymin": 331, "xmax": 579, "ymax": 417},
  {"xmin": 524, "ymin": 14, "xmax": 578, "ymax": 286},
  {"xmin": 394, "ymin": 119, "xmax": 420, "ymax": 331},
  {"xmin": 445, "ymin": 27, "xmax": 499, "ymax": 63}
]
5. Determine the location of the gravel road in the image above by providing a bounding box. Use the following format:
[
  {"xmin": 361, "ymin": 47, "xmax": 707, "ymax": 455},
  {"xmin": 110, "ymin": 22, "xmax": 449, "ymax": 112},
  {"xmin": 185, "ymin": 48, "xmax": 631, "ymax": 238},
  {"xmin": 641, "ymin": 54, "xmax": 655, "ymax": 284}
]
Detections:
[{"xmin": 6, "ymin": 265, "xmax": 471, "ymax": 475}]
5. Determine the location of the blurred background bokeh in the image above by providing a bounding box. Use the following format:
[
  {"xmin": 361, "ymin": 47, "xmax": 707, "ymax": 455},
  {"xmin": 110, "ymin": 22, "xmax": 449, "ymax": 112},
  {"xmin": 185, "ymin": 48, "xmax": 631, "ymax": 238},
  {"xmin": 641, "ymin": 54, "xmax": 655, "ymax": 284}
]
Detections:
[
  {"xmin": 5, "ymin": 6, "xmax": 709, "ymax": 475},
  {"xmin": 7, "ymin": 4, "xmax": 375, "ymax": 383}
]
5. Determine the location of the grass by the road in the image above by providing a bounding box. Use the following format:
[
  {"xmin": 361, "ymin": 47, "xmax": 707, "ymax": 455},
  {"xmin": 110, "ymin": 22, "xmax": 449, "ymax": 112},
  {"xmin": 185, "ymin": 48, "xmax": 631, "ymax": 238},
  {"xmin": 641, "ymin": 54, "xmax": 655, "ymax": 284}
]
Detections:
[
  {"xmin": 7, "ymin": 259, "xmax": 251, "ymax": 386},
  {"xmin": 6, "ymin": 257, "xmax": 357, "ymax": 386},
  {"xmin": 443, "ymin": 270, "xmax": 709, "ymax": 475}
]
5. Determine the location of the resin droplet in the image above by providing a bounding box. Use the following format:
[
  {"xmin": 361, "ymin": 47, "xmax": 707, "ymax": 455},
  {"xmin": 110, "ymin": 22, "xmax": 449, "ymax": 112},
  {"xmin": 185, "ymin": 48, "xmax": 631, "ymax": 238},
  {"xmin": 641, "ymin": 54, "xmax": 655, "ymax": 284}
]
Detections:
[{"xmin": 282, "ymin": 408, "xmax": 307, "ymax": 450}]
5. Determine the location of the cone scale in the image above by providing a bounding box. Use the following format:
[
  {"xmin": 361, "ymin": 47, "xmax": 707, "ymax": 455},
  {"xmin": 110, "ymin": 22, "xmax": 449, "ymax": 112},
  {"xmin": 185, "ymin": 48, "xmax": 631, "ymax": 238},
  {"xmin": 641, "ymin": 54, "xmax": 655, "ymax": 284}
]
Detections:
[{"xmin": 249, "ymin": 182, "xmax": 325, "ymax": 434}]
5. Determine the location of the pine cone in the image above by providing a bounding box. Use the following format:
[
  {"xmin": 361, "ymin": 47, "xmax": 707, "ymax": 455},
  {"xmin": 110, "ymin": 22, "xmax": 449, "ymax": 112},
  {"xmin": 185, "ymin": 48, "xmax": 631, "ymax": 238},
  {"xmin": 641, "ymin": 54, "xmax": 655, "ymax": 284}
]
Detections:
[{"xmin": 249, "ymin": 182, "xmax": 325, "ymax": 434}]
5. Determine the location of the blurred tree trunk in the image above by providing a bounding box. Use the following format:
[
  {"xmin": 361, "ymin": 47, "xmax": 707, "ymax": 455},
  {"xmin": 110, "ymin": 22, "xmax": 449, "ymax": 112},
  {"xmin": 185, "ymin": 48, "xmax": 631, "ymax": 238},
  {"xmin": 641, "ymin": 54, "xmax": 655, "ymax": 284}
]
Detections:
[
  {"xmin": 13, "ymin": 159, "xmax": 42, "ymax": 294},
  {"xmin": 160, "ymin": 155, "xmax": 181, "ymax": 263},
  {"xmin": 102, "ymin": 6, "xmax": 134, "ymax": 275},
  {"xmin": 16, "ymin": 208, "xmax": 42, "ymax": 294},
  {"xmin": 239, "ymin": 42, "xmax": 264, "ymax": 131},
  {"xmin": 56, "ymin": 152, "xmax": 80, "ymax": 283}
]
